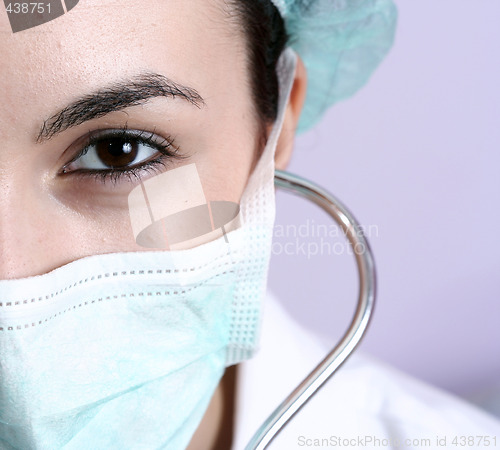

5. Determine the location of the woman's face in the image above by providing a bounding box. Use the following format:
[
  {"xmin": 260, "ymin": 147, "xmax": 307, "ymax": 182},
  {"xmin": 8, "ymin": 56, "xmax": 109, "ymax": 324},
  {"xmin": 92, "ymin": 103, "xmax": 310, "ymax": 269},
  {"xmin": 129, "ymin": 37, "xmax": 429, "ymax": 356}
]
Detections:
[{"xmin": 0, "ymin": 0, "xmax": 264, "ymax": 280}]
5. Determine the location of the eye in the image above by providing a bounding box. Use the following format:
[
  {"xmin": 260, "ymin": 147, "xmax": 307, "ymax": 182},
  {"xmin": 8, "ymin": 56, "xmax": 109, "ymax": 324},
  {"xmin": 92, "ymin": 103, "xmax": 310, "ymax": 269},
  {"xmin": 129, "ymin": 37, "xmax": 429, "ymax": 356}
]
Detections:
[{"xmin": 60, "ymin": 127, "xmax": 183, "ymax": 184}]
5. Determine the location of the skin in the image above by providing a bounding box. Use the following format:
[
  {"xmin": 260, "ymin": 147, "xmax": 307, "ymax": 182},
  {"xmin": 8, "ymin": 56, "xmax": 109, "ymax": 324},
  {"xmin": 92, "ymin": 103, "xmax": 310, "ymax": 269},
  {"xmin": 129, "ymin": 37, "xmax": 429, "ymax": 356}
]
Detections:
[{"xmin": 0, "ymin": 0, "xmax": 307, "ymax": 447}]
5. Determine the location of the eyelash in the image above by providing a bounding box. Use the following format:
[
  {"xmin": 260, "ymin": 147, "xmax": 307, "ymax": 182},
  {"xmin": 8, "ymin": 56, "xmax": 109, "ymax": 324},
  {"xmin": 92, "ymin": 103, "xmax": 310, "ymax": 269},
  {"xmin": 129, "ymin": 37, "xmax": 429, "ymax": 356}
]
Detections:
[{"xmin": 61, "ymin": 126, "xmax": 184, "ymax": 185}]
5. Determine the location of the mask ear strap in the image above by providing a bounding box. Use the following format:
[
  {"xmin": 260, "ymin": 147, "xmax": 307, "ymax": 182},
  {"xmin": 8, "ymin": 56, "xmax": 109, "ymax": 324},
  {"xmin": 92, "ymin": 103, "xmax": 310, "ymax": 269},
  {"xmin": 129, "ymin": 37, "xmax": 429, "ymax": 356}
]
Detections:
[
  {"xmin": 241, "ymin": 47, "xmax": 297, "ymax": 216},
  {"xmin": 246, "ymin": 171, "xmax": 377, "ymax": 449},
  {"xmin": 262, "ymin": 47, "xmax": 298, "ymax": 168}
]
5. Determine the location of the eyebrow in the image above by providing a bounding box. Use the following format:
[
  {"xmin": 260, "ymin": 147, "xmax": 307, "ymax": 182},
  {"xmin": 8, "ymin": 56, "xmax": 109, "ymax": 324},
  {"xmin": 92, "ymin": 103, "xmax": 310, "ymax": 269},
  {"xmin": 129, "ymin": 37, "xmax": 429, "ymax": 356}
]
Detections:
[{"xmin": 36, "ymin": 72, "xmax": 205, "ymax": 143}]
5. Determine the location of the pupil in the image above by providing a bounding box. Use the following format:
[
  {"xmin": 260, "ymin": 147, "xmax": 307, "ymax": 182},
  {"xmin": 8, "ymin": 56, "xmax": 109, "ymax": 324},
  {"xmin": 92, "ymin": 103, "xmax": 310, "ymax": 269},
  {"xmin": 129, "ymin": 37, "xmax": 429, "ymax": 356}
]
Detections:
[{"xmin": 96, "ymin": 138, "xmax": 138, "ymax": 168}]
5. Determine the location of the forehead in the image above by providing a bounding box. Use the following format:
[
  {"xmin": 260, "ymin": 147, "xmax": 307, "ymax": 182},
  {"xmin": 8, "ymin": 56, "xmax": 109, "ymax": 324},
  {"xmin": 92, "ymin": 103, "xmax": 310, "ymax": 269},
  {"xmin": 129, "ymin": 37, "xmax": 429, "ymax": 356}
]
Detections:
[{"xmin": 0, "ymin": 0, "xmax": 248, "ymax": 139}]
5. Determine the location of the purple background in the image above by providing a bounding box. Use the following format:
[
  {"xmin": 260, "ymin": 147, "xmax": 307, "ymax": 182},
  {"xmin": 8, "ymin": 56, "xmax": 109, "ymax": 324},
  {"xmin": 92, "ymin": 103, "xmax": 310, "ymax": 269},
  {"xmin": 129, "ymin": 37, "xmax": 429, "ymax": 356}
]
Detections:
[{"xmin": 268, "ymin": 0, "xmax": 500, "ymax": 407}]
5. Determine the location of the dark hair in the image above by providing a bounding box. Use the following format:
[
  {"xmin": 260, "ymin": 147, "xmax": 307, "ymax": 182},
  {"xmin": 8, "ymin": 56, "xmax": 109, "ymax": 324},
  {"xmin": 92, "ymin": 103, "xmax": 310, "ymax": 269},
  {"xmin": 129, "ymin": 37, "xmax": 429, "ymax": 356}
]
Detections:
[{"xmin": 228, "ymin": 0, "xmax": 289, "ymax": 147}]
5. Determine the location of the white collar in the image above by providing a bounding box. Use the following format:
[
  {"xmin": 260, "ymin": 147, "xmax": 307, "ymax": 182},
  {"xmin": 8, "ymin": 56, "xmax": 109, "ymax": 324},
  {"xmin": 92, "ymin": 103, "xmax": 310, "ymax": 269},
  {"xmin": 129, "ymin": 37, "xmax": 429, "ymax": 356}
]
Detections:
[{"xmin": 232, "ymin": 291, "xmax": 327, "ymax": 449}]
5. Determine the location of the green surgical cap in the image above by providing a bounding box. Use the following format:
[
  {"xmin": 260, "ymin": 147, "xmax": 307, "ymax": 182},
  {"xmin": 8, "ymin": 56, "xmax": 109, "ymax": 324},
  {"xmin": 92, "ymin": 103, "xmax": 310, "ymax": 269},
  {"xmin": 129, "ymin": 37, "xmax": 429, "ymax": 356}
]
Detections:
[{"xmin": 270, "ymin": 0, "xmax": 398, "ymax": 133}]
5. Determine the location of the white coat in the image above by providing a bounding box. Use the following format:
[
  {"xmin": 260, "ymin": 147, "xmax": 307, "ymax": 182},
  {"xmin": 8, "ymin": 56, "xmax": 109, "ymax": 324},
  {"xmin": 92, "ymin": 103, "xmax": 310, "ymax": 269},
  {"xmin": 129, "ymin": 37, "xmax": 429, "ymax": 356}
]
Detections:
[{"xmin": 233, "ymin": 293, "xmax": 500, "ymax": 449}]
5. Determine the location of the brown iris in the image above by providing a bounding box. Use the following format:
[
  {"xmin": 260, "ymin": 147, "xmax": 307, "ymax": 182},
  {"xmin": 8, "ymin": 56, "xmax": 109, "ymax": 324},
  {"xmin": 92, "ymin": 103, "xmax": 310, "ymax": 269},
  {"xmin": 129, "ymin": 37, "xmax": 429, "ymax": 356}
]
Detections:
[{"xmin": 96, "ymin": 138, "xmax": 139, "ymax": 168}]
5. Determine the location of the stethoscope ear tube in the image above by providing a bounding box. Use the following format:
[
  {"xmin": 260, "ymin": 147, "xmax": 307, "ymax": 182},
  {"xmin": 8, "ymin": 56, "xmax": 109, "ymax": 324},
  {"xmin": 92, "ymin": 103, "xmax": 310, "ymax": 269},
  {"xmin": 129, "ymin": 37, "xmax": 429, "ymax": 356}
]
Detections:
[{"xmin": 245, "ymin": 170, "xmax": 377, "ymax": 450}]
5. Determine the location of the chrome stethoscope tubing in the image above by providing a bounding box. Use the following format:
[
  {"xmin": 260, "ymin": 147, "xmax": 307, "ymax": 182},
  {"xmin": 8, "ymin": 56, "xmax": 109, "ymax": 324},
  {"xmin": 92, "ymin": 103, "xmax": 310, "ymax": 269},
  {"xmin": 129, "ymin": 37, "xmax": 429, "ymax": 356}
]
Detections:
[{"xmin": 245, "ymin": 170, "xmax": 377, "ymax": 450}]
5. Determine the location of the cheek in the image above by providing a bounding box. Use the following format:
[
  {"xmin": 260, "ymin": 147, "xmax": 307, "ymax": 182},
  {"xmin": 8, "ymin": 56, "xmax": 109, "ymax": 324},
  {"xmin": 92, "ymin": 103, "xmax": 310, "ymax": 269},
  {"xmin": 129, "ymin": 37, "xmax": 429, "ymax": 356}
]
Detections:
[
  {"xmin": 192, "ymin": 102, "xmax": 260, "ymax": 204},
  {"xmin": 195, "ymin": 140, "xmax": 257, "ymax": 204},
  {"xmin": 153, "ymin": 100, "xmax": 260, "ymax": 207}
]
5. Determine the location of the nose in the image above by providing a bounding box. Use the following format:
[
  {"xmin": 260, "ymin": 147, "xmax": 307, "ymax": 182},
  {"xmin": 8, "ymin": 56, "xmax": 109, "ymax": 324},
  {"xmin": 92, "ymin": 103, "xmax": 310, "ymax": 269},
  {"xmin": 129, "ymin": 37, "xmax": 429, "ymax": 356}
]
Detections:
[{"xmin": 0, "ymin": 176, "xmax": 69, "ymax": 280}]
